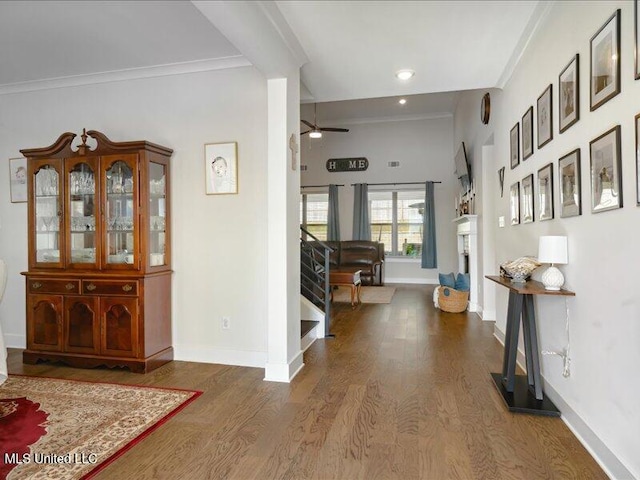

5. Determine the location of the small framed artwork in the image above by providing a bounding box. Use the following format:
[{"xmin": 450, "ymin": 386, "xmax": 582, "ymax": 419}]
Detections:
[
  {"xmin": 510, "ymin": 123, "xmax": 520, "ymax": 169},
  {"xmin": 521, "ymin": 174, "xmax": 534, "ymax": 224},
  {"xmin": 537, "ymin": 163, "xmax": 554, "ymax": 221},
  {"xmin": 590, "ymin": 9, "xmax": 621, "ymax": 111},
  {"xmin": 9, "ymin": 157, "xmax": 28, "ymax": 203},
  {"xmin": 498, "ymin": 166, "xmax": 505, "ymax": 197},
  {"xmin": 559, "ymin": 54, "xmax": 580, "ymax": 133},
  {"xmin": 205, "ymin": 142, "xmax": 238, "ymax": 195},
  {"xmin": 636, "ymin": 0, "xmax": 639, "ymax": 80},
  {"xmin": 636, "ymin": 114, "xmax": 640, "ymax": 204},
  {"xmin": 537, "ymin": 85, "xmax": 553, "ymax": 148},
  {"xmin": 559, "ymin": 149, "xmax": 582, "ymax": 217},
  {"xmin": 510, "ymin": 182, "xmax": 520, "ymax": 225},
  {"xmin": 590, "ymin": 125, "xmax": 622, "ymax": 213},
  {"xmin": 522, "ymin": 107, "xmax": 534, "ymax": 160}
]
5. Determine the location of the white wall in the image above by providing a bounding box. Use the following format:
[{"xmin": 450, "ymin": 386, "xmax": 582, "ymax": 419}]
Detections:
[
  {"xmin": 455, "ymin": 2, "xmax": 639, "ymax": 478},
  {"xmin": 0, "ymin": 67, "xmax": 270, "ymax": 367},
  {"xmin": 300, "ymin": 116, "xmax": 458, "ymax": 283}
]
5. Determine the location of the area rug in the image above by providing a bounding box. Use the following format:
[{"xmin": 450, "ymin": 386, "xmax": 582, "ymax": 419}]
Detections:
[
  {"xmin": 0, "ymin": 375, "xmax": 201, "ymax": 479},
  {"xmin": 333, "ymin": 285, "xmax": 396, "ymax": 304}
]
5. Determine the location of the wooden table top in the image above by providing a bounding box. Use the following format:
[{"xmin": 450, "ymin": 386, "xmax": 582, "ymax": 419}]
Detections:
[
  {"xmin": 486, "ymin": 275, "xmax": 575, "ymax": 296},
  {"xmin": 329, "ymin": 270, "xmax": 361, "ymax": 284}
]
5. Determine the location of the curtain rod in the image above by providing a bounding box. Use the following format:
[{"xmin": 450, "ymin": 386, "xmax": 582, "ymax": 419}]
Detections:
[
  {"xmin": 349, "ymin": 181, "xmax": 441, "ymax": 186},
  {"xmin": 301, "ymin": 184, "xmax": 345, "ymax": 188}
]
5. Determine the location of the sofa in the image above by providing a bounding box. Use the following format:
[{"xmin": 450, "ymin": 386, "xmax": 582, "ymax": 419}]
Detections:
[{"xmin": 312, "ymin": 240, "xmax": 385, "ymax": 286}]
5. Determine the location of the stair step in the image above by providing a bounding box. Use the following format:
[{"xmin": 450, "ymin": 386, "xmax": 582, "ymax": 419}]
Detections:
[{"xmin": 301, "ymin": 320, "xmax": 319, "ymax": 338}]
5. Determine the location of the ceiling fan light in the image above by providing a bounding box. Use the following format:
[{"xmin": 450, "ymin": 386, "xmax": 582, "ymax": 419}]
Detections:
[
  {"xmin": 395, "ymin": 69, "xmax": 415, "ymax": 80},
  {"xmin": 398, "ymin": 98, "xmax": 407, "ymax": 105},
  {"xmin": 309, "ymin": 130, "xmax": 322, "ymax": 139}
]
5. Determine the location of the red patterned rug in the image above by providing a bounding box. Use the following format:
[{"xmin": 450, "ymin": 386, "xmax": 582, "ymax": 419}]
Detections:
[{"xmin": 0, "ymin": 375, "xmax": 201, "ymax": 479}]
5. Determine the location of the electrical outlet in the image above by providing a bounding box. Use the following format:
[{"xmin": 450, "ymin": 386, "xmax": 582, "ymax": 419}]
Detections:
[
  {"xmin": 222, "ymin": 316, "xmax": 230, "ymax": 329},
  {"xmin": 498, "ymin": 216, "xmax": 505, "ymax": 228}
]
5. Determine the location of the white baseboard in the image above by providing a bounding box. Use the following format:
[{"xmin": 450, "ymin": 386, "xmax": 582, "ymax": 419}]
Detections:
[
  {"xmin": 4, "ymin": 334, "xmax": 26, "ymax": 349},
  {"xmin": 174, "ymin": 344, "xmax": 266, "ymax": 368},
  {"xmin": 264, "ymin": 350, "xmax": 304, "ymax": 383},
  {"xmin": 493, "ymin": 325, "xmax": 634, "ymax": 479},
  {"xmin": 481, "ymin": 309, "xmax": 496, "ymax": 321},
  {"xmin": 301, "ymin": 326, "xmax": 317, "ymax": 352},
  {"xmin": 385, "ymin": 277, "xmax": 437, "ymax": 285}
]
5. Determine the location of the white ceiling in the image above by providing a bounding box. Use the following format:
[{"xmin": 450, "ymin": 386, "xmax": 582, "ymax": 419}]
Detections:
[{"xmin": 0, "ymin": 1, "xmax": 541, "ymax": 120}]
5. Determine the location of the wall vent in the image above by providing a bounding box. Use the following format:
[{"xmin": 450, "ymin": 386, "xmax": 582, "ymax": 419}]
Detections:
[
  {"xmin": 300, "ymin": 165, "xmax": 308, "ymax": 171},
  {"xmin": 388, "ymin": 161, "xmax": 400, "ymax": 168}
]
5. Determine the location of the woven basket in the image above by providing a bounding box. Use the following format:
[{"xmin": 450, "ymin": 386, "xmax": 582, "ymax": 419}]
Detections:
[{"xmin": 438, "ymin": 286, "xmax": 469, "ymax": 313}]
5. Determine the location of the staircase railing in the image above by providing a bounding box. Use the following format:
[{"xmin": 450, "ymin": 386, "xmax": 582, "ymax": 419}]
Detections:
[{"xmin": 300, "ymin": 227, "xmax": 333, "ymax": 337}]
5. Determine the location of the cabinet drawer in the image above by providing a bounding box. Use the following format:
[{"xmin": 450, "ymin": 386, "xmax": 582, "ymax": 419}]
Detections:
[
  {"xmin": 82, "ymin": 280, "xmax": 138, "ymax": 296},
  {"xmin": 28, "ymin": 279, "xmax": 80, "ymax": 295}
]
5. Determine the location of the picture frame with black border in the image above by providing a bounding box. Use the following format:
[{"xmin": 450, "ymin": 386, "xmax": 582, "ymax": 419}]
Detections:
[
  {"xmin": 559, "ymin": 149, "xmax": 582, "ymax": 218},
  {"xmin": 537, "ymin": 163, "xmax": 554, "ymax": 221},
  {"xmin": 537, "ymin": 85, "xmax": 553, "ymax": 148},
  {"xmin": 589, "ymin": 125, "xmax": 622, "ymax": 213},
  {"xmin": 559, "ymin": 54, "xmax": 580, "ymax": 133},
  {"xmin": 510, "ymin": 182, "xmax": 520, "ymax": 225},
  {"xmin": 521, "ymin": 174, "xmax": 534, "ymax": 224},
  {"xmin": 510, "ymin": 123, "xmax": 520, "ymax": 169},
  {"xmin": 522, "ymin": 107, "xmax": 534, "ymax": 160},
  {"xmin": 590, "ymin": 9, "xmax": 621, "ymax": 111}
]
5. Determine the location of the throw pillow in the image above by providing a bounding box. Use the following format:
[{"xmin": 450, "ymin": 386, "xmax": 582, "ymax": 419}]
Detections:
[
  {"xmin": 439, "ymin": 272, "xmax": 456, "ymax": 288},
  {"xmin": 455, "ymin": 273, "xmax": 470, "ymax": 291}
]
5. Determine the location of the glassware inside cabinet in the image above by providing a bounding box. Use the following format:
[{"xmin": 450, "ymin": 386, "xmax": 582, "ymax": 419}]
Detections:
[
  {"xmin": 149, "ymin": 162, "xmax": 166, "ymax": 266},
  {"xmin": 34, "ymin": 166, "xmax": 61, "ymax": 263},
  {"xmin": 69, "ymin": 163, "xmax": 96, "ymax": 264},
  {"xmin": 105, "ymin": 160, "xmax": 134, "ymax": 265}
]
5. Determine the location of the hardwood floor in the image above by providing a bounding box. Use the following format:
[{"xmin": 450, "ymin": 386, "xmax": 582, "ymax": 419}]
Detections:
[{"xmin": 5, "ymin": 284, "xmax": 606, "ymax": 479}]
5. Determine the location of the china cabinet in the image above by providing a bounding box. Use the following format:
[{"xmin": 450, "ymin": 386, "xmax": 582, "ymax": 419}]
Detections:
[{"xmin": 21, "ymin": 129, "xmax": 173, "ymax": 373}]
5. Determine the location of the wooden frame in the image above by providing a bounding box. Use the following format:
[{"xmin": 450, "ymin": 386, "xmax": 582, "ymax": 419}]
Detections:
[
  {"xmin": 559, "ymin": 54, "xmax": 580, "ymax": 133},
  {"xmin": 537, "ymin": 163, "xmax": 554, "ymax": 221},
  {"xmin": 590, "ymin": 9, "xmax": 621, "ymax": 111},
  {"xmin": 510, "ymin": 182, "xmax": 520, "ymax": 225},
  {"xmin": 510, "ymin": 123, "xmax": 520, "ymax": 169},
  {"xmin": 9, "ymin": 157, "xmax": 28, "ymax": 203},
  {"xmin": 522, "ymin": 107, "xmax": 534, "ymax": 160},
  {"xmin": 537, "ymin": 85, "xmax": 553, "ymax": 148},
  {"xmin": 589, "ymin": 125, "xmax": 622, "ymax": 213},
  {"xmin": 205, "ymin": 142, "xmax": 238, "ymax": 195},
  {"xmin": 521, "ymin": 174, "xmax": 534, "ymax": 224},
  {"xmin": 559, "ymin": 149, "xmax": 582, "ymax": 218}
]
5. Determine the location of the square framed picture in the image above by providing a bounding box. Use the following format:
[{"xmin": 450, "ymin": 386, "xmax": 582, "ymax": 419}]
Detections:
[
  {"xmin": 559, "ymin": 54, "xmax": 580, "ymax": 133},
  {"xmin": 636, "ymin": 113, "xmax": 640, "ymax": 204},
  {"xmin": 590, "ymin": 9, "xmax": 621, "ymax": 111},
  {"xmin": 521, "ymin": 174, "xmax": 534, "ymax": 224},
  {"xmin": 205, "ymin": 142, "xmax": 238, "ymax": 195},
  {"xmin": 510, "ymin": 182, "xmax": 520, "ymax": 225},
  {"xmin": 522, "ymin": 107, "xmax": 534, "ymax": 160},
  {"xmin": 537, "ymin": 85, "xmax": 553, "ymax": 148},
  {"xmin": 9, "ymin": 157, "xmax": 28, "ymax": 203},
  {"xmin": 537, "ymin": 163, "xmax": 554, "ymax": 221},
  {"xmin": 590, "ymin": 125, "xmax": 622, "ymax": 213},
  {"xmin": 559, "ymin": 149, "xmax": 582, "ymax": 218},
  {"xmin": 510, "ymin": 123, "xmax": 520, "ymax": 169}
]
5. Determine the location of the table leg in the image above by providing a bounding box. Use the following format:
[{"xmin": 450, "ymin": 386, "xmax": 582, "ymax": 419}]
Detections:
[
  {"xmin": 521, "ymin": 295, "xmax": 535, "ymax": 390},
  {"xmin": 503, "ymin": 292, "xmax": 524, "ymax": 392},
  {"xmin": 523, "ymin": 295, "xmax": 543, "ymax": 400},
  {"xmin": 350, "ymin": 285, "xmax": 355, "ymax": 308},
  {"xmin": 356, "ymin": 282, "xmax": 361, "ymax": 304},
  {"xmin": 502, "ymin": 292, "xmax": 516, "ymax": 379}
]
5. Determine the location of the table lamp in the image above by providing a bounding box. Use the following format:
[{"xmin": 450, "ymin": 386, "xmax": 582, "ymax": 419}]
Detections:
[{"xmin": 538, "ymin": 236, "xmax": 568, "ymax": 290}]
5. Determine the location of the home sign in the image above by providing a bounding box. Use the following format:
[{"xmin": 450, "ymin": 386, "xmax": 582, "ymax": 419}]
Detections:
[{"xmin": 326, "ymin": 157, "xmax": 369, "ymax": 172}]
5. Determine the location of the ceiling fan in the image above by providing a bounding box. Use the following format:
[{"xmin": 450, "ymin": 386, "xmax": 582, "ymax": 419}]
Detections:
[{"xmin": 301, "ymin": 103, "xmax": 349, "ymax": 138}]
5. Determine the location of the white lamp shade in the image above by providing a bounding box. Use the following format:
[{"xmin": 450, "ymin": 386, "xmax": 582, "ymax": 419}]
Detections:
[{"xmin": 538, "ymin": 236, "xmax": 568, "ymax": 264}]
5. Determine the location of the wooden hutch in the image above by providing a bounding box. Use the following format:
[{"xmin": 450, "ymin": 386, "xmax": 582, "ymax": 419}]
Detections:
[{"xmin": 21, "ymin": 129, "xmax": 172, "ymax": 373}]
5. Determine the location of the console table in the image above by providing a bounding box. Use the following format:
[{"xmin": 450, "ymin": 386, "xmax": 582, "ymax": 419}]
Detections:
[{"xmin": 486, "ymin": 275, "xmax": 575, "ymax": 416}]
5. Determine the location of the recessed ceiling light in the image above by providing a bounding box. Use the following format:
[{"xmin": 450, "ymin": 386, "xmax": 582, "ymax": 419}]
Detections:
[
  {"xmin": 398, "ymin": 98, "xmax": 407, "ymax": 105},
  {"xmin": 395, "ymin": 70, "xmax": 415, "ymax": 80}
]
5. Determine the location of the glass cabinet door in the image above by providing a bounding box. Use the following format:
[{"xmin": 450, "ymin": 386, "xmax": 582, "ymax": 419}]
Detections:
[
  {"xmin": 104, "ymin": 157, "xmax": 136, "ymax": 267},
  {"xmin": 34, "ymin": 163, "xmax": 63, "ymax": 266},
  {"xmin": 67, "ymin": 159, "xmax": 97, "ymax": 266},
  {"xmin": 149, "ymin": 162, "xmax": 167, "ymax": 267}
]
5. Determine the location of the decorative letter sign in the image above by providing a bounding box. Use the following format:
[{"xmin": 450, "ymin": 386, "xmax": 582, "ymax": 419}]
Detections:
[{"xmin": 326, "ymin": 157, "xmax": 369, "ymax": 172}]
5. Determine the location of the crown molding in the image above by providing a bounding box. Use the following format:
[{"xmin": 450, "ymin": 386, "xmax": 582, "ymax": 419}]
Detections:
[{"xmin": 0, "ymin": 56, "xmax": 252, "ymax": 95}]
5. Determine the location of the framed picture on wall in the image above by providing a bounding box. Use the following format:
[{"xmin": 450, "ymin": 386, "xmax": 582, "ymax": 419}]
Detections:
[
  {"xmin": 537, "ymin": 163, "xmax": 554, "ymax": 221},
  {"xmin": 636, "ymin": 113, "xmax": 640, "ymax": 204},
  {"xmin": 522, "ymin": 107, "xmax": 534, "ymax": 160},
  {"xmin": 537, "ymin": 85, "xmax": 553, "ymax": 148},
  {"xmin": 510, "ymin": 123, "xmax": 520, "ymax": 169},
  {"xmin": 498, "ymin": 166, "xmax": 505, "ymax": 197},
  {"xmin": 521, "ymin": 174, "xmax": 534, "ymax": 224},
  {"xmin": 9, "ymin": 157, "xmax": 27, "ymax": 203},
  {"xmin": 590, "ymin": 9, "xmax": 621, "ymax": 111},
  {"xmin": 205, "ymin": 142, "xmax": 238, "ymax": 195},
  {"xmin": 590, "ymin": 125, "xmax": 622, "ymax": 213},
  {"xmin": 559, "ymin": 149, "xmax": 582, "ymax": 217},
  {"xmin": 559, "ymin": 54, "xmax": 580, "ymax": 133},
  {"xmin": 510, "ymin": 182, "xmax": 520, "ymax": 225},
  {"xmin": 636, "ymin": 0, "xmax": 640, "ymax": 80}
]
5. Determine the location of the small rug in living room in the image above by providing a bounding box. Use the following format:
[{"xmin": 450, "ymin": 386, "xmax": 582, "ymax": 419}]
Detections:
[
  {"xmin": 0, "ymin": 375, "xmax": 201, "ymax": 479},
  {"xmin": 333, "ymin": 286, "xmax": 396, "ymax": 304}
]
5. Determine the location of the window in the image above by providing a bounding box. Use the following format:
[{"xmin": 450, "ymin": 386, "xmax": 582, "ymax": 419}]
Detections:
[
  {"xmin": 300, "ymin": 192, "xmax": 329, "ymax": 240},
  {"xmin": 370, "ymin": 190, "xmax": 424, "ymax": 257}
]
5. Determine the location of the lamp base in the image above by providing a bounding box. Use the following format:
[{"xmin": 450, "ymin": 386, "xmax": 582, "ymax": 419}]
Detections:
[{"xmin": 541, "ymin": 265, "xmax": 564, "ymax": 291}]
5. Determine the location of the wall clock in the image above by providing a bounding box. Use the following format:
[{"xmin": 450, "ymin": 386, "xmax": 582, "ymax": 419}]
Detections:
[{"xmin": 481, "ymin": 92, "xmax": 491, "ymax": 125}]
